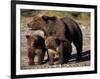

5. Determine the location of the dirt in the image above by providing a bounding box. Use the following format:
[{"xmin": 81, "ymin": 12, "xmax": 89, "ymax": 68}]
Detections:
[{"xmin": 20, "ymin": 16, "xmax": 90, "ymax": 69}]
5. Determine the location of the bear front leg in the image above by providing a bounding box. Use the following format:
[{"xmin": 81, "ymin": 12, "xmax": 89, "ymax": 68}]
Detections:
[
  {"xmin": 48, "ymin": 49, "xmax": 54, "ymax": 65},
  {"xmin": 28, "ymin": 48, "xmax": 35, "ymax": 65},
  {"xmin": 56, "ymin": 43, "xmax": 64, "ymax": 64}
]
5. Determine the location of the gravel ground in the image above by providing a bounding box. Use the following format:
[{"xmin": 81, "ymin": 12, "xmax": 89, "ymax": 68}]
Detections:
[{"xmin": 20, "ymin": 16, "xmax": 90, "ymax": 70}]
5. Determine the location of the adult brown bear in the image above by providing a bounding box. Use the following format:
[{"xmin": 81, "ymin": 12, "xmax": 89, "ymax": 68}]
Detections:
[{"xmin": 27, "ymin": 15, "xmax": 83, "ymax": 61}]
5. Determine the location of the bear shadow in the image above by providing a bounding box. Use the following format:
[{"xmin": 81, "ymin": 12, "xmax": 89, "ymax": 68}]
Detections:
[
  {"xmin": 43, "ymin": 50, "xmax": 90, "ymax": 64},
  {"xmin": 69, "ymin": 50, "xmax": 90, "ymax": 62}
]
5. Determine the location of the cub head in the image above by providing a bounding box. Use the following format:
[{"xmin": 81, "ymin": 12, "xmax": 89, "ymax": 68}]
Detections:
[
  {"xmin": 26, "ymin": 35, "xmax": 45, "ymax": 49},
  {"xmin": 26, "ymin": 35, "xmax": 37, "ymax": 49}
]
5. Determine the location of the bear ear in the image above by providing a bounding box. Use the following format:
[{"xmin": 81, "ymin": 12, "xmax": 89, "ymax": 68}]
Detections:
[
  {"xmin": 54, "ymin": 38, "xmax": 60, "ymax": 45},
  {"xmin": 50, "ymin": 16, "xmax": 56, "ymax": 20},
  {"xmin": 42, "ymin": 15, "xmax": 49, "ymax": 22},
  {"xmin": 26, "ymin": 35, "xmax": 30, "ymax": 39}
]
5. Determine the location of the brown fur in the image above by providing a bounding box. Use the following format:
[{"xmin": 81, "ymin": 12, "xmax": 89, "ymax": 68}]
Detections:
[
  {"xmin": 27, "ymin": 15, "xmax": 83, "ymax": 61},
  {"xmin": 26, "ymin": 35, "xmax": 46, "ymax": 65},
  {"xmin": 45, "ymin": 35, "xmax": 72, "ymax": 65}
]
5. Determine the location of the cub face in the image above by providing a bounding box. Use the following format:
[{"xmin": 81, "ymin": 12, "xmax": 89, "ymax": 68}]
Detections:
[{"xmin": 26, "ymin": 35, "xmax": 37, "ymax": 49}]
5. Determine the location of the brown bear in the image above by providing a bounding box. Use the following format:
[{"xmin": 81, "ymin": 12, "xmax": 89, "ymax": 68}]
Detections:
[
  {"xmin": 26, "ymin": 35, "xmax": 46, "ymax": 65},
  {"xmin": 45, "ymin": 33, "xmax": 72, "ymax": 65},
  {"xmin": 27, "ymin": 15, "xmax": 83, "ymax": 61}
]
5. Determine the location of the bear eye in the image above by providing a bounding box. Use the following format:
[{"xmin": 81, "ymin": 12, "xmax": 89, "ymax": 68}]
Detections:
[{"xmin": 34, "ymin": 19, "xmax": 37, "ymax": 21}]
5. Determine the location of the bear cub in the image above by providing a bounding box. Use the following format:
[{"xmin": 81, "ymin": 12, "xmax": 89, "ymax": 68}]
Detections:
[
  {"xmin": 26, "ymin": 35, "xmax": 46, "ymax": 65},
  {"xmin": 45, "ymin": 33, "xmax": 72, "ymax": 65}
]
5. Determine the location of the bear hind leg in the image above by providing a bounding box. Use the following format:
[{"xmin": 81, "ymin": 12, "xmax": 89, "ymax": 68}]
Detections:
[{"xmin": 73, "ymin": 40, "xmax": 83, "ymax": 61}]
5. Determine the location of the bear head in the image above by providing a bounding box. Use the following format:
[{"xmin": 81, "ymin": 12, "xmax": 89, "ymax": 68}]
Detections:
[
  {"xmin": 26, "ymin": 35, "xmax": 45, "ymax": 49},
  {"xmin": 27, "ymin": 15, "xmax": 57, "ymax": 36}
]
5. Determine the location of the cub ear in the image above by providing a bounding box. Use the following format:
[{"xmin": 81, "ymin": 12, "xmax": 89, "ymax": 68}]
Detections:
[
  {"xmin": 42, "ymin": 15, "xmax": 49, "ymax": 22},
  {"xmin": 26, "ymin": 35, "xmax": 30, "ymax": 39}
]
